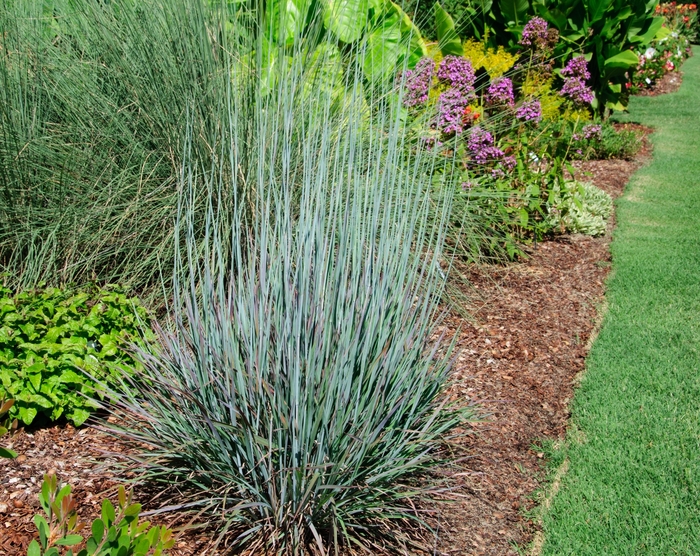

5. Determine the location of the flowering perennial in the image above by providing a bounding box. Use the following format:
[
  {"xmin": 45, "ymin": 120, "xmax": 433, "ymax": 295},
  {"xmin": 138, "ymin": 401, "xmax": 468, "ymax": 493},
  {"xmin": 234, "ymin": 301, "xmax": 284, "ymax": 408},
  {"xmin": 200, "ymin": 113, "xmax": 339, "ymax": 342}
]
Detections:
[
  {"xmin": 467, "ymin": 126, "xmax": 504, "ymax": 164},
  {"xmin": 560, "ymin": 56, "xmax": 595, "ymax": 106},
  {"xmin": 437, "ymin": 88, "xmax": 471, "ymax": 134},
  {"xmin": 437, "ymin": 56, "xmax": 476, "ymax": 94},
  {"xmin": 486, "ymin": 77, "xmax": 515, "ymax": 107},
  {"xmin": 520, "ymin": 17, "xmax": 549, "ymax": 48},
  {"xmin": 515, "ymin": 99, "xmax": 542, "ymax": 123},
  {"xmin": 402, "ymin": 57, "xmax": 435, "ymax": 108}
]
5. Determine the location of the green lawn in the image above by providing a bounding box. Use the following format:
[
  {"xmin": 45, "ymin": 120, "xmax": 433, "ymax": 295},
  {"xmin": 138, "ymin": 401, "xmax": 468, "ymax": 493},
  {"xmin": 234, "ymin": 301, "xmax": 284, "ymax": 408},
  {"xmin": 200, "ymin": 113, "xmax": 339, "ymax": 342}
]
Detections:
[{"xmin": 540, "ymin": 47, "xmax": 700, "ymax": 555}]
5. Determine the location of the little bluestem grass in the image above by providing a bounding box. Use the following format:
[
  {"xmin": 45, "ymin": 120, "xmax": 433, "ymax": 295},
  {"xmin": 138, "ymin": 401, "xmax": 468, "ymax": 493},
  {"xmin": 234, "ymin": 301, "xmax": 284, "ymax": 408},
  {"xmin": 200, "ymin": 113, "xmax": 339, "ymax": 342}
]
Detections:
[{"xmin": 94, "ymin": 4, "xmax": 477, "ymax": 555}]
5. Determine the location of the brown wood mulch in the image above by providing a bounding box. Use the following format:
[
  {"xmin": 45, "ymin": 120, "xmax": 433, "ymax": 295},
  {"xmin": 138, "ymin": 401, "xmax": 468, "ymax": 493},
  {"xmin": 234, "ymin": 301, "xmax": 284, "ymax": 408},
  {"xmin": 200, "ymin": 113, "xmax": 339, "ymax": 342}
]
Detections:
[
  {"xmin": 634, "ymin": 69, "xmax": 684, "ymax": 96},
  {"xmin": 1, "ymin": 130, "xmax": 653, "ymax": 556}
]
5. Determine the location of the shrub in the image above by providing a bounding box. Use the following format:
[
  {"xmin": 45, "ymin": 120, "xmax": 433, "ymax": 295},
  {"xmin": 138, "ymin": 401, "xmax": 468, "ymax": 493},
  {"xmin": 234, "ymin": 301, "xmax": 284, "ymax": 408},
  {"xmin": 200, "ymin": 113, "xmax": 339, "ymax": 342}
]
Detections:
[
  {"xmin": 0, "ymin": 285, "xmax": 152, "ymax": 425},
  {"xmin": 27, "ymin": 474, "xmax": 175, "ymax": 556}
]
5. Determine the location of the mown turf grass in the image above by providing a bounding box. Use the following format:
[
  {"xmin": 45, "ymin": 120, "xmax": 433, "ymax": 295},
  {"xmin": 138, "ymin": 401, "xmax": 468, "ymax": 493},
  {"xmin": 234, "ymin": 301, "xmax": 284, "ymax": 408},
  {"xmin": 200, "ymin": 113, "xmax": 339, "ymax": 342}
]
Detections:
[{"xmin": 539, "ymin": 47, "xmax": 700, "ymax": 555}]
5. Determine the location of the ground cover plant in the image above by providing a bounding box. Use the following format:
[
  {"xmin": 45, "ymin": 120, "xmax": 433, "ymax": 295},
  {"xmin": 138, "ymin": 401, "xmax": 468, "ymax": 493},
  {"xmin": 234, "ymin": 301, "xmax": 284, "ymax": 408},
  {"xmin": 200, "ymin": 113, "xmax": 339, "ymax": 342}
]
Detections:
[
  {"xmin": 0, "ymin": 285, "xmax": 152, "ymax": 426},
  {"xmin": 539, "ymin": 47, "xmax": 700, "ymax": 554}
]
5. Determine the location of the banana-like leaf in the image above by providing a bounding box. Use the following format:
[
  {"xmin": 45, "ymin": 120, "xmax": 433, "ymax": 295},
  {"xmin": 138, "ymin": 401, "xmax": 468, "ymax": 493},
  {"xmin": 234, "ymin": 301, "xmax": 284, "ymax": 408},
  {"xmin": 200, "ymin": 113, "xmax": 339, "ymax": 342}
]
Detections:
[
  {"xmin": 603, "ymin": 49, "xmax": 639, "ymax": 74},
  {"xmin": 499, "ymin": 0, "xmax": 529, "ymax": 26},
  {"xmin": 362, "ymin": 1, "xmax": 425, "ymax": 81},
  {"xmin": 628, "ymin": 15, "xmax": 664, "ymax": 44},
  {"xmin": 585, "ymin": 0, "xmax": 611, "ymax": 24},
  {"xmin": 363, "ymin": 10, "xmax": 402, "ymax": 82},
  {"xmin": 323, "ymin": 0, "xmax": 369, "ymax": 43},
  {"xmin": 435, "ymin": 2, "xmax": 463, "ymax": 56},
  {"xmin": 395, "ymin": 2, "xmax": 428, "ymax": 66}
]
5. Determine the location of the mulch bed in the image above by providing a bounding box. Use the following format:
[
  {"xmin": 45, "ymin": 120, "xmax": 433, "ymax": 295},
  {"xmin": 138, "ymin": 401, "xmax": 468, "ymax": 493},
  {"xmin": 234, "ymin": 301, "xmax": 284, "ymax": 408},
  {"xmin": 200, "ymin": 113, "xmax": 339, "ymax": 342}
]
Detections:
[
  {"xmin": 1, "ymin": 133, "xmax": 653, "ymax": 556},
  {"xmin": 634, "ymin": 69, "xmax": 684, "ymax": 96}
]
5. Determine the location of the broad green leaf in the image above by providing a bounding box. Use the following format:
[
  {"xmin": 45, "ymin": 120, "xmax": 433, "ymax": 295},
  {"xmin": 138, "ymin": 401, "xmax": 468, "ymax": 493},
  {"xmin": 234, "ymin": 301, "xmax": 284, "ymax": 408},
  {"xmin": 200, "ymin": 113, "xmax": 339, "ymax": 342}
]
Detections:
[
  {"xmin": 124, "ymin": 503, "xmax": 142, "ymax": 517},
  {"xmin": 654, "ymin": 25, "xmax": 672, "ymax": 40},
  {"xmin": 395, "ymin": 2, "xmax": 427, "ymax": 65},
  {"xmin": 323, "ymin": 0, "xmax": 369, "ymax": 43},
  {"xmin": 26, "ymin": 361, "xmax": 45, "ymax": 374},
  {"xmin": 55, "ymin": 535, "xmax": 84, "ymax": 546},
  {"xmin": 27, "ymin": 540, "xmax": 41, "ymax": 556},
  {"xmin": 363, "ymin": 9, "xmax": 402, "ymax": 81},
  {"xmin": 434, "ymin": 2, "xmax": 462, "ymax": 56},
  {"xmin": 102, "ymin": 499, "xmax": 116, "ymax": 525},
  {"xmin": 68, "ymin": 407, "xmax": 91, "ymax": 427},
  {"xmin": 603, "ymin": 50, "xmax": 638, "ymax": 74},
  {"xmin": 92, "ymin": 518, "xmax": 105, "ymax": 543},
  {"xmin": 629, "ymin": 16, "xmax": 664, "ymax": 44},
  {"xmin": 605, "ymin": 100, "xmax": 627, "ymax": 111},
  {"xmin": 499, "ymin": 0, "xmax": 530, "ymax": 26},
  {"xmin": 0, "ymin": 446, "xmax": 17, "ymax": 458},
  {"xmin": 59, "ymin": 369, "xmax": 85, "ymax": 385},
  {"xmin": 585, "ymin": 0, "xmax": 611, "ymax": 24},
  {"xmin": 28, "ymin": 373, "xmax": 42, "ymax": 392},
  {"xmin": 18, "ymin": 405, "xmax": 37, "ymax": 424}
]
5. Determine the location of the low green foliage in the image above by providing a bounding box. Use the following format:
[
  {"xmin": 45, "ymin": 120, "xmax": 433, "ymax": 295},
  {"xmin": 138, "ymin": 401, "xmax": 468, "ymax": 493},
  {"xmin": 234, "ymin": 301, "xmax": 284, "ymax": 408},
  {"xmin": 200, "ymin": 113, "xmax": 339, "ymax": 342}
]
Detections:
[
  {"xmin": 27, "ymin": 474, "xmax": 174, "ymax": 556},
  {"xmin": 0, "ymin": 397, "xmax": 17, "ymax": 458},
  {"xmin": 546, "ymin": 181, "xmax": 613, "ymax": 237},
  {"xmin": 0, "ymin": 285, "xmax": 152, "ymax": 426},
  {"xmin": 547, "ymin": 120, "xmax": 644, "ymax": 161}
]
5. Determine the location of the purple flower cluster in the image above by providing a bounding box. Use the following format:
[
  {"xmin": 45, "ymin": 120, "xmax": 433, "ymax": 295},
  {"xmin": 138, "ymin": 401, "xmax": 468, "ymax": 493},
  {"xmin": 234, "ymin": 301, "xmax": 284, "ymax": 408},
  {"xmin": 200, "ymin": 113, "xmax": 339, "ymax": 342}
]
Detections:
[
  {"xmin": 560, "ymin": 56, "xmax": 595, "ymax": 106},
  {"xmin": 501, "ymin": 155, "xmax": 517, "ymax": 171},
  {"xmin": 437, "ymin": 56, "xmax": 476, "ymax": 94},
  {"xmin": 467, "ymin": 127, "xmax": 504, "ymax": 164},
  {"xmin": 421, "ymin": 135, "xmax": 444, "ymax": 150},
  {"xmin": 486, "ymin": 78, "xmax": 515, "ymax": 107},
  {"xmin": 520, "ymin": 17, "xmax": 549, "ymax": 48},
  {"xmin": 515, "ymin": 99, "xmax": 542, "ymax": 123},
  {"xmin": 561, "ymin": 79, "xmax": 595, "ymax": 105},
  {"xmin": 436, "ymin": 88, "xmax": 470, "ymax": 134},
  {"xmin": 402, "ymin": 57, "xmax": 435, "ymax": 108},
  {"xmin": 573, "ymin": 123, "xmax": 603, "ymax": 141},
  {"xmin": 582, "ymin": 124, "xmax": 602, "ymax": 140}
]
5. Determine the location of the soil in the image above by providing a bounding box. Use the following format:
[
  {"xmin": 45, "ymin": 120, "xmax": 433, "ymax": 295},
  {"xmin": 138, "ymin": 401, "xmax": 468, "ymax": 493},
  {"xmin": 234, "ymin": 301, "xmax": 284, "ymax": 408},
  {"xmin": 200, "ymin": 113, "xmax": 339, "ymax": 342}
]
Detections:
[{"xmin": 0, "ymin": 135, "xmax": 654, "ymax": 555}]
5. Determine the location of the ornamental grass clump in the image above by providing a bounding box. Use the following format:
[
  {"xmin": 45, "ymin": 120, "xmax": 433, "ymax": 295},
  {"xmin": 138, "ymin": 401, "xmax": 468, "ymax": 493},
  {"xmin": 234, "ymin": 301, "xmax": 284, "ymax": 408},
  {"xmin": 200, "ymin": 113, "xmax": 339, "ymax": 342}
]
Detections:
[{"xmin": 99, "ymin": 8, "xmax": 473, "ymax": 555}]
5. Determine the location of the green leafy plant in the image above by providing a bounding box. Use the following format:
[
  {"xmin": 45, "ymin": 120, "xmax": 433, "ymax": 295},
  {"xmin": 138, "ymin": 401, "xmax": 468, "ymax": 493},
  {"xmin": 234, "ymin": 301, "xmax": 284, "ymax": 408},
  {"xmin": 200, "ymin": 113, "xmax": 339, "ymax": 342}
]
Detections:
[
  {"xmin": 533, "ymin": 0, "xmax": 664, "ymax": 113},
  {"xmin": 27, "ymin": 474, "xmax": 174, "ymax": 556},
  {"xmin": 546, "ymin": 180, "xmax": 613, "ymax": 236},
  {"xmin": 630, "ymin": 26, "xmax": 693, "ymax": 93},
  {"xmin": 0, "ymin": 285, "xmax": 152, "ymax": 426},
  {"xmin": 546, "ymin": 120, "xmax": 644, "ymax": 160},
  {"xmin": 0, "ymin": 397, "xmax": 18, "ymax": 458}
]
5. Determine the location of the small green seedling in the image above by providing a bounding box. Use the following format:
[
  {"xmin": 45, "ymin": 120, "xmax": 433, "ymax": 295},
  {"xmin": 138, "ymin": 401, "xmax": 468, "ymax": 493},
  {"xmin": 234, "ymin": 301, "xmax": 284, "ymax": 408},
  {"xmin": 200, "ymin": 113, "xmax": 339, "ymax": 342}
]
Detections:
[{"xmin": 27, "ymin": 474, "xmax": 175, "ymax": 556}]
